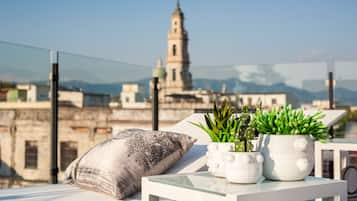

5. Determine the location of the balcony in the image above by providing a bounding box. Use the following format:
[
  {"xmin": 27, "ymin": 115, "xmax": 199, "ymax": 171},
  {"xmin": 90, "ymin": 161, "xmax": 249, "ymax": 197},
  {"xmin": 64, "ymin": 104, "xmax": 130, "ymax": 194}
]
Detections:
[{"xmin": 1, "ymin": 1, "xmax": 357, "ymax": 200}]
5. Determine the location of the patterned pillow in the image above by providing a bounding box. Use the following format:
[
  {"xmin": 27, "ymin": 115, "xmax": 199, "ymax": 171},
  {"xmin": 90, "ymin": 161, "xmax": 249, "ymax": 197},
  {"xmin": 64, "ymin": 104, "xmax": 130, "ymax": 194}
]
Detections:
[{"xmin": 64, "ymin": 129, "xmax": 196, "ymax": 199}]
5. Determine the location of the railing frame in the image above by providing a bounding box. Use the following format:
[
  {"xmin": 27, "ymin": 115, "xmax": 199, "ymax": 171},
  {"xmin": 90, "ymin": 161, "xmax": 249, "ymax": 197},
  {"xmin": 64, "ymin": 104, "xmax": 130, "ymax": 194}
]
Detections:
[
  {"xmin": 152, "ymin": 77, "xmax": 159, "ymax": 131},
  {"xmin": 50, "ymin": 51, "xmax": 59, "ymax": 184}
]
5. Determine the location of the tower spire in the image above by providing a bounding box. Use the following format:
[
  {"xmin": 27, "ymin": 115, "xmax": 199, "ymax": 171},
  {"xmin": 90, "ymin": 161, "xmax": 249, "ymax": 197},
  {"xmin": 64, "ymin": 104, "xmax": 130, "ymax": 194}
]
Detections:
[{"xmin": 172, "ymin": 0, "xmax": 183, "ymax": 17}]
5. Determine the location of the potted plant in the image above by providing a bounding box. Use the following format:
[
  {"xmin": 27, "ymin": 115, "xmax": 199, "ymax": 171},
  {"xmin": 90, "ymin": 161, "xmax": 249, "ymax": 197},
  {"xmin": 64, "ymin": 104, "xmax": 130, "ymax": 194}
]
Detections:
[
  {"xmin": 192, "ymin": 100, "xmax": 236, "ymax": 177},
  {"xmin": 224, "ymin": 108, "xmax": 264, "ymax": 184},
  {"xmin": 255, "ymin": 105, "xmax": 329, "ymax": 181}
]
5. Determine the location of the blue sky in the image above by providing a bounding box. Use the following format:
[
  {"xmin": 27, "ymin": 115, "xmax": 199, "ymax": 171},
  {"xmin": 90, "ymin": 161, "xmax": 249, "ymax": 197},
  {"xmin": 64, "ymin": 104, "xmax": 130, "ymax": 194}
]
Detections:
[{"xmin": 1, "ymin": 0, "xmax": 357, "ymax": 66}]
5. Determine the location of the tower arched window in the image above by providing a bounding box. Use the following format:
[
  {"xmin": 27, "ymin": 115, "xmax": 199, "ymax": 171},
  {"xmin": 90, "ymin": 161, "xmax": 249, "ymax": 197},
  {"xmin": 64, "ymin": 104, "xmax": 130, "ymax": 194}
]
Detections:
[
  {"xmin": 172, "ymin": 44, "xmax": 177, "ymax": 56},
  {"xmin": 172, "ymin": 69, "xmax": 176, "ymax": 81}
]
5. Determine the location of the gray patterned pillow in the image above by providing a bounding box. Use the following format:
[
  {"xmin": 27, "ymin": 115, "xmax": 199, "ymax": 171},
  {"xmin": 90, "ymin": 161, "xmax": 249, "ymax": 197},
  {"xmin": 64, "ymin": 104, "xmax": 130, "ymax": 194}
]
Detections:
[{"xmin": 64, "ymin": 129, "xmax": 196, "ymax": 199}]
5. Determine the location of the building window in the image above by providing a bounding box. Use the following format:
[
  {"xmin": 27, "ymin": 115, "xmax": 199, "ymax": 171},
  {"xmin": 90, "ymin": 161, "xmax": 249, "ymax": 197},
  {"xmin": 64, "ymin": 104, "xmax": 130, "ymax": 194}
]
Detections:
[
  {"xmin": 95, "ymin": 127, "xmax": 112, "ymax": 135},
  {"xmin": 174, "ymin": 28, "xmax": 177, "ymax": 33},
  {"xmin": 257, "ymin": 98, "xmax": 262, "ymax": 106},
  {"xmin": 239, "ymin": 98, "xmax": 243, "ymax": 105},
  {"xmin": 125, "ymin": 97, "xmax": 130, "ymax": 103},
  {"xmin": 71, "ymin": 126, "xmax": 90, "ymax": 133},
  {"xmin": 173, "ymin": 44, "xmax": 177, "ymax": 56},
  {"xmin": 272, "ymin": 98, "xmax": 277, "ymax": 105},
  {"xmin": 25, "ymin": 141, "xmax": 38, "ymax": 169},
  {"xmin": 247, "ymin": 97, "xmax": 252, "ymax": 106},
  {"xmin": 173, "ymin": 69, "xmax": 176, "ymax": 81},
  {"xmin": 60, "ymin": 141, "xmax": 78, "ymax": 171}
]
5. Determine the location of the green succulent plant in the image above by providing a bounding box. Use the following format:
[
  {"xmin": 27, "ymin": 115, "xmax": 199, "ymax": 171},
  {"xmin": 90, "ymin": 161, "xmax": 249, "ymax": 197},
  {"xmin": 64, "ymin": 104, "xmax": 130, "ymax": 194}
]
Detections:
[
  {"xmin": 192, "ymin": 100, "xmax": 235, "ymax": 143},
  {"xmin": 233, "ymin": 107, "xmax": 256, "ymax": 152},
  {"xmin": 192, "ymin": 101, "xmax": 256, "ymax": 152},
  {"xmin": 253, "ymin": 105, "xmax": 330, "ymax": 142}
]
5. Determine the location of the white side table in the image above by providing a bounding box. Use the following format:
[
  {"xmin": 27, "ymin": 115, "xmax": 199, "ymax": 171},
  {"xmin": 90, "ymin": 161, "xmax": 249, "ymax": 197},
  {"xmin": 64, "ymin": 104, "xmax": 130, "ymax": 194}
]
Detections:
[
  {"xmin": 315, "ymin": 138, "xmax": 357, "ymax": 201},
  {"xmin": 315, "ymin": 138, "xmax": 357, "ymax": 179},
  {"xmin": 142, "ymin": 172, "xmax": 347, "ymax": 201}
]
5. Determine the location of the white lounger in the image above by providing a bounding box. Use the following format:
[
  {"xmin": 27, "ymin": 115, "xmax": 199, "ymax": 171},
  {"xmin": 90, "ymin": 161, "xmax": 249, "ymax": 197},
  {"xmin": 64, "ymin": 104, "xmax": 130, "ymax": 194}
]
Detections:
[
  {"xmin": 0, "ymin": 114, "xmax": 211, "ymax": 201},
  {"xmin": 0, "ymin": 110, "xmax": 346, "ymax": 201}
]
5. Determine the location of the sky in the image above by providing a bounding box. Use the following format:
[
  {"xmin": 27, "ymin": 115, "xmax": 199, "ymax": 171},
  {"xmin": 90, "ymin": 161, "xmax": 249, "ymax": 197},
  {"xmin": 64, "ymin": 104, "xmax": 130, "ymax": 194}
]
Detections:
[{"xmin": 1, "ymin": 0, "xmax": 357, "ymax": 67}]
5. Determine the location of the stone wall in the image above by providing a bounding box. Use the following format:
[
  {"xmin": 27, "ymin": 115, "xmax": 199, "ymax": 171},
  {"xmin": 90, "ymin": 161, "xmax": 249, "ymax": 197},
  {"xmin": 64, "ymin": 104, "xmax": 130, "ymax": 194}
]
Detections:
[{"xmin": 0, "ymin": 107, "xmax": 194, "ymax": 187}]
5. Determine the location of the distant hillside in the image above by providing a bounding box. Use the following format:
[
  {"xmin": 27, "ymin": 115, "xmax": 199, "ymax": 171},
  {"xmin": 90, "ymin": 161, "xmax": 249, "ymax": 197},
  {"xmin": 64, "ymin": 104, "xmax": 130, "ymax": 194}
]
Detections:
[
  {"xmin": 58, "ymin": 78, "xmax": 151, "ymax": 97},
  {"xmin": 30, "ymin": 78, "xmax": 357, "ymax": 105},
  {"xmin": 194, "ymin": 78, "xmax": 316, "ymax": 103}
]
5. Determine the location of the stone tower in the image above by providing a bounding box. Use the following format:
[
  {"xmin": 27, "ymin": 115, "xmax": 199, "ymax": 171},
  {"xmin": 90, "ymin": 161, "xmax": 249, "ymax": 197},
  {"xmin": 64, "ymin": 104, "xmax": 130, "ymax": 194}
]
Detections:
[{"xmin": 165, "ymin": 0, "xmax": 192, "ymax": 94}]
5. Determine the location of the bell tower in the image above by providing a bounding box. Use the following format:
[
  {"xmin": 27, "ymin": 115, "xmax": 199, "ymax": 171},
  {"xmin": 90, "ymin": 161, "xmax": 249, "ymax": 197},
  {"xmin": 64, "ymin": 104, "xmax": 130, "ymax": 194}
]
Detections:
[{"xmin": 165, "ymin": 0, "xmax": 192, "ymax": 93}]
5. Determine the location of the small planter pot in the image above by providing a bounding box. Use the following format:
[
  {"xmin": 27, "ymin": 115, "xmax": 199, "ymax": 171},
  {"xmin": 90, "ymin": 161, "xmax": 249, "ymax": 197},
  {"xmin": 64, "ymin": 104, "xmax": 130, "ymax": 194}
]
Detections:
[
  {"xmin": 224, "ymin": 152, "xmax": 264, "ymax": 184},
  {"xmin": 258, "ymin": 135, "xmax": 314, "ymax": 181},
  {"xmin": 207, "ymin": 142, "xmax": 234, "ymax": 177}
]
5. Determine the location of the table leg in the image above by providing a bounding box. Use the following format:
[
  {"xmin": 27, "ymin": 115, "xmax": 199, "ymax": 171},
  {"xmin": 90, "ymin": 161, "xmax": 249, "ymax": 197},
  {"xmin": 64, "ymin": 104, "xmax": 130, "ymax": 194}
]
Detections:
[
  {"xmin": 315, "ymin": 142, "xmax": 323, "ymax": 177},
  {"xmin": 142, "ymin": 178, "xmax": 160, "ymax": 201},
  {"xmin": 334, "ymin": 149, "xmax": 341, "ymax": 180},
  {"xmin": 332, "ymin": 149, "xmax": 343, "ymax": 201},
  {"xmin": 334, "ymin": 192, "xmax": 348, "ymax": 201},
  {"xmin": 334, "ymin": 180, "xmax": 348, "ymax": 201},
  {"xmin": 315, "ymin": 143, "xmax": 323, "ymax": 201},
  {"xmin": 142, "ymin": 194, "xmax": 160, "ymax": 201}
]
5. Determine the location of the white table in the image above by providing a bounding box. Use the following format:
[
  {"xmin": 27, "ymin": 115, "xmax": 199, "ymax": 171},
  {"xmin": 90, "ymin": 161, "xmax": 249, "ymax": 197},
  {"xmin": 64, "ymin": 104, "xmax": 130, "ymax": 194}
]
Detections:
[
  {"xmin": 315, "ymin": 138, "xmax": 357, "ymax": 180},
  {"xmin": 315, "ymin": 138, "xmax": 357, "ymax": 201},
  {"xmin": 142, "ymin": 172, "xmax": 347, "ymax": 201}
]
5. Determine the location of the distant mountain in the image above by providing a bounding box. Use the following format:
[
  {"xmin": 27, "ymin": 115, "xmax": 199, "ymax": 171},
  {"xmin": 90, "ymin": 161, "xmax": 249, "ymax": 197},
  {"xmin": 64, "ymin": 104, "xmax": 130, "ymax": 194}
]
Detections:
[
  {"xmin": 194, "ymin": 78, "xmax": 357, "ymax": 105},
  {"xmin": 29, "ymin": 78, "xmax": 357, "ymax": 105},
  {"xmin": 59, "ymin": 80, "xmax": 122, "ymax": 96},
  {"xmin": 193, "ymin": 78, "xmax": 316, "ymax": 103},
  {"xmin": 58, "ymin": 78, "xmax": 151, "ymax": 97}
]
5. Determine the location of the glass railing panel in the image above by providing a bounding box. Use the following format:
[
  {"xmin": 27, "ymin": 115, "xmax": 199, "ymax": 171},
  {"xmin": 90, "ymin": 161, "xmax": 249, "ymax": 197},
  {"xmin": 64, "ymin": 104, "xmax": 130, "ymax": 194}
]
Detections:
[
  {"xmin": 0, "ymin": 41, "xmax": 51, "ymax": 188},
  {"xmin": 0, "ymin": 41, "xmax": 50, "ymax": 83},
  {"xmin": 192, "ymin": 62, "xmax": 330, "ymax": 109},
  {"xmin": 56, "ymin": 52, "xmax": 154, "ymax": 175},
  {"xmin": 334, "ymin": 61, "xmax": 357, "ymax": 138},
  {"xmin": 335, "ymin": 61, "xmax": 357, "ymax": 105}
]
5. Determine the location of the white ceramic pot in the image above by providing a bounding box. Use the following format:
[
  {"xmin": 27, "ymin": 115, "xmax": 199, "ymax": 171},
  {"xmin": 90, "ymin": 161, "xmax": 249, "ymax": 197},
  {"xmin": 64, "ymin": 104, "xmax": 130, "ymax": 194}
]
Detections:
[
  {"xmin": 207, "ymin": 142, "xmax": 234, "ymax": 177},
  {"xmin": 224, "ymin": 152, "xmax": 264, "ymax": 184},
  {"xmin": 259, "ymin": 135, "xmax": 314, "ymax": 181}
]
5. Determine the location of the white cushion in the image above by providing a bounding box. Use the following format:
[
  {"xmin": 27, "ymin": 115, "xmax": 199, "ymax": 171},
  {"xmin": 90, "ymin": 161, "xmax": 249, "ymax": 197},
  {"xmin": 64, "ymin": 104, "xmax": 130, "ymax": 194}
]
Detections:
[{"xmin": 303, "ymin": 109, "xmax": 346, "ymax": 127}]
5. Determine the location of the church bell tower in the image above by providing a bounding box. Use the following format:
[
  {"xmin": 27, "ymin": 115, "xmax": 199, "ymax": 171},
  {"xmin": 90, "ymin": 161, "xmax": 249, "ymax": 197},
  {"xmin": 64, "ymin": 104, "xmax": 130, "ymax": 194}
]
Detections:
[{"xmin": 165, "ymin": 0, "xmax": 192, "ymax": 93}]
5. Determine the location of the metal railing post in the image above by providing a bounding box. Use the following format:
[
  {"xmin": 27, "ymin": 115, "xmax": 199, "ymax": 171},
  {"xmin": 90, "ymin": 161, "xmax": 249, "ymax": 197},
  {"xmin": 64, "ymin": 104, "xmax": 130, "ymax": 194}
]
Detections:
[
  {"xmin": 152, "ymin": 77, "xmax": 159, "ymax": 131},
  {"xmin": 328, "ymin": 72, "xmax": 334, "ymax": 110},
  {"xmin": 50, "ymin": 51, "xmax": 59, "ymax": 184},
  {"xmin": 328, "ymin": 71, "xmax": 334, "ymax": 138}
]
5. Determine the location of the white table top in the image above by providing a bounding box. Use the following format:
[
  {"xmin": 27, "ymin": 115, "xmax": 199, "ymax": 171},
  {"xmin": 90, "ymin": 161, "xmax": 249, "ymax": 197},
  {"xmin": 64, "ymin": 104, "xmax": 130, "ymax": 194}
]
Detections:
[{"xmin": 148, "ymin": 172, "xmax": 345, "ymax": 196}]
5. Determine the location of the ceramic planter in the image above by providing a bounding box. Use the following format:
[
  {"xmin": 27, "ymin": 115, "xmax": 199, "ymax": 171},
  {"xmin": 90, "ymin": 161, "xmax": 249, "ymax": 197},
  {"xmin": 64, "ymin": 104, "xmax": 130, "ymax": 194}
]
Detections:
[
  {"xmin": 258, "ymin": 135, "xmax": 314, "ymax": 181},
  {"xmin": 207, "ymin": 142, "xmax": 234, "ymax": 177},
  {"xmin": 224, "ymin": 152, "xmax": 264, "ymax": 184}
]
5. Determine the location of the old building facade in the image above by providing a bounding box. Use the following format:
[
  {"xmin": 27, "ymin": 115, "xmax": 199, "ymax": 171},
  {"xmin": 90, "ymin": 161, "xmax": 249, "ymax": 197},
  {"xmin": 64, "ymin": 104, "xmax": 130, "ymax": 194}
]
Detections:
[
  {"xmin": 0, "ymin": 107, "xmax": 193, "ymax": 187},
  {"xmin": 239, "ymin": 93, "xmax": 298, "ymax": 109},
  {"xmin": 58, "ymin": 89, "xmax": 110, "ymax": 108}
]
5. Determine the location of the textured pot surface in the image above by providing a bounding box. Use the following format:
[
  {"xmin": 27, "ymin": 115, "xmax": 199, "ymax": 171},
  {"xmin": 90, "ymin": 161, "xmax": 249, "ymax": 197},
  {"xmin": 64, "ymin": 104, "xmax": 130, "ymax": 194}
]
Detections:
[
  {"xmin": 224, "ymin": 152, "xmax": 264, "ymax": 184},
  {"xmin": 207, "ymin": 142, "xmax": 234, "ymax": 177},
  {"xmin": 259, "ymin": 135, "xmax": 314, "ymax": 181}
]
